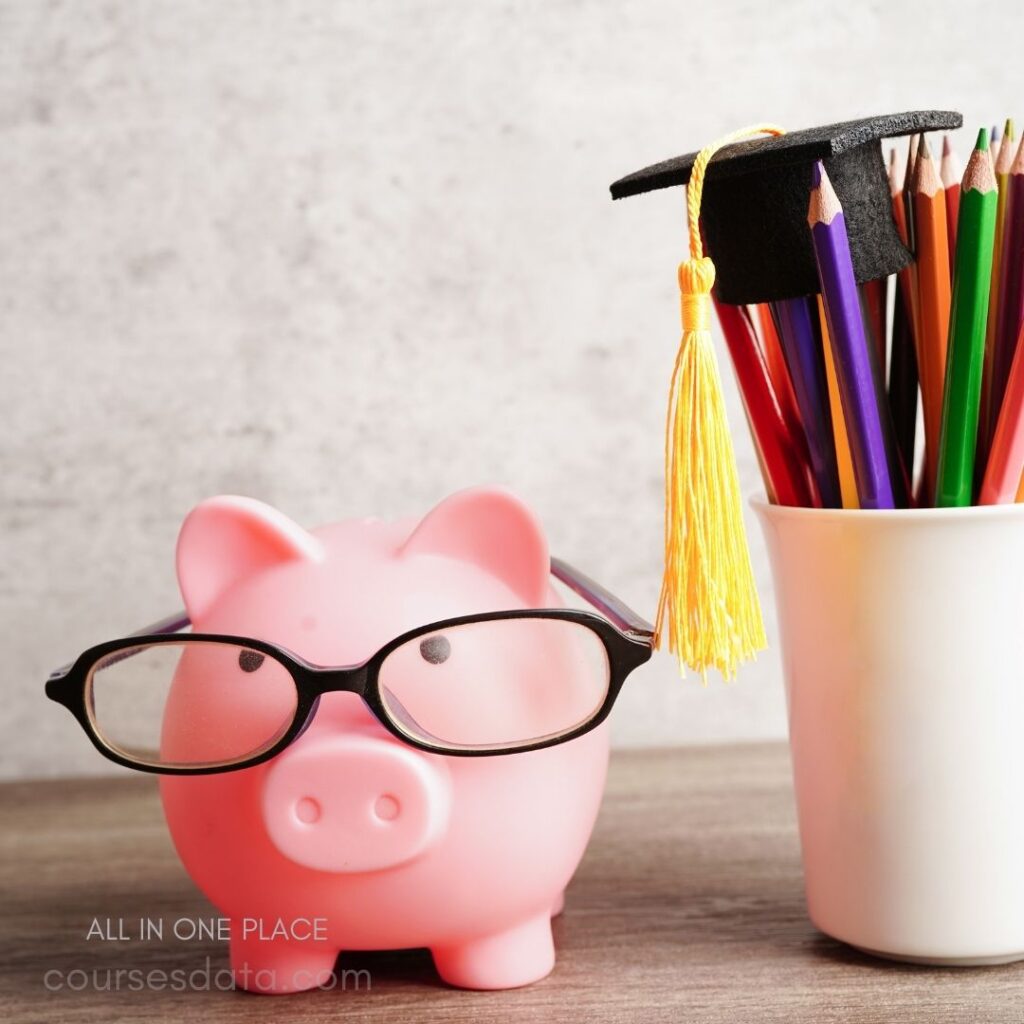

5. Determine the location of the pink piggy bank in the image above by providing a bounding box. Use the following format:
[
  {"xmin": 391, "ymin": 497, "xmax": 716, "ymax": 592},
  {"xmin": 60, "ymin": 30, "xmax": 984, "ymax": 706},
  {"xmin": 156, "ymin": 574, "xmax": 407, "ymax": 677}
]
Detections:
[{"xmin": 159, "ymin": 487, "xmax": 651, "ymax": 992}]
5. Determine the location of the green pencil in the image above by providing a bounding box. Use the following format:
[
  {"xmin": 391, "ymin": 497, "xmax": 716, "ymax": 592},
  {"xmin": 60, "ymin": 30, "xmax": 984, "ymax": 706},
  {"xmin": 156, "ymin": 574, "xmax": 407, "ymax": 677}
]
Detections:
[{"xmin": 935, "ymin": 129, "xmax": 999, "ymax": 506}]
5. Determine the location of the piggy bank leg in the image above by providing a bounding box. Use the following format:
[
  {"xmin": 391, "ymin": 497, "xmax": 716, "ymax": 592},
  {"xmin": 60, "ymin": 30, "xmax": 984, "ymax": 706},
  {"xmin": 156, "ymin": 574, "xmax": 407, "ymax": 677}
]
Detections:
[
  {"xmin": 230, "ymin": 922, "xmax": 337, "ymax": 995},
  {"xmin": 551, "ymin": 890, "xmax": 566, "ymax": 917},
  {"xmin": 431, "ymin": 913, "xmax": 555, "ymax": 990}
]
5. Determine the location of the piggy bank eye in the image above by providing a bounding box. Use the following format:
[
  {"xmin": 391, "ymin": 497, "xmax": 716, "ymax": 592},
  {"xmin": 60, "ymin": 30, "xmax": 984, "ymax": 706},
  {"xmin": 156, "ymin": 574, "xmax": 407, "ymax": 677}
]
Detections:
[
  {"xmin": 238, "ymin": 649, "xmax": 266, "ymax": 673},
  {"xmin": 418, "ymin": 635, "xmax": 451, "ymax": 665}
]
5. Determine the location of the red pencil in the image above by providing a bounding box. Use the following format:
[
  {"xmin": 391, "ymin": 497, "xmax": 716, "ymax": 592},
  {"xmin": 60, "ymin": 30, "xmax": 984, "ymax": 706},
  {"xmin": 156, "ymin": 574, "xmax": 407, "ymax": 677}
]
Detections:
[
  {"xmin": 755, "ymin": 302, "xmax": 803, "ymax": 440},
  {"xmin": 941, "ymin": 135, "xmax": 961, "ymax": 266},
  {"xmin": 713, "ymin": 299, "xmax": 818, "ymax": 507},
  {"xmin": 861, "ymin": 278, "xmax": 887, "ymax": 371},
  {"xmin": 980, "ymin": 321, "xmax": 1024, "ymax": 504}
]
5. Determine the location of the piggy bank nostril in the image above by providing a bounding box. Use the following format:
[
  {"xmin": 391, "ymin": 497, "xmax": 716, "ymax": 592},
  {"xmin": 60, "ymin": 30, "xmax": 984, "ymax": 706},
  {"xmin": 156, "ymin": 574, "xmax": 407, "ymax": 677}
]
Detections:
[
  {"xmin": 373, "ymin": 794, "xmax": 401, "ymax": 822},
  {"xmin": 294, "ymin": 797, "xmax": 322, "ymax": 825}
]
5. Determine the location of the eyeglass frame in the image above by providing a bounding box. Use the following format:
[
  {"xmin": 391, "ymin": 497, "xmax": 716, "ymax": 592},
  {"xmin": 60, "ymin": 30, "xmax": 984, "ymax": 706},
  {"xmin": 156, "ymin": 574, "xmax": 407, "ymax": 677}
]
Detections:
[{"xmin": 45, "ymin": 558, "xmax": 654, "ymax": 775}]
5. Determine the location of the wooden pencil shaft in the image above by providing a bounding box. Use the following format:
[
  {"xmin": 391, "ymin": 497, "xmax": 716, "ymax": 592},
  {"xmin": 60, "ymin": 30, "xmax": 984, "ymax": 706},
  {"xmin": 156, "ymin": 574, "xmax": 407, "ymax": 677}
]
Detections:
[
  {"xmin": 978, "ymin": 129, "xmax": 1017, "ymax": 467},
  {"xmin": 988, "ymin": 158, "xmax": 1024, "ymax": 445},
  {"xmin": 902, "ymin": 135, "xmax": 919, "ymax": 252},
  {"xmin": 818, "ymin": 296, "xmax": 859, "ymax": 509},
  {"xmin": 980, "ymin": 320, "xmax": 1024, "ymax": 503},
  {"xmin": 942, "ymin": 135, "xmax": 961, "ymax": 260},
  {"xmin": 810, "ymin": 165, "xmax": 895, "ymax": 509},
  {"xmin": 911, "ymin": 141, "xmax": 951, "ymax": 500},
  {"xmin": 714, "ymin": 301, "xmax": 817, "ymax": 507},
  {"xmin": 770, "ymin": 297, "xmax": 842, "ymax": 508},
  {"xmin": 860, "ymin": 279, "xmax": 887, "ymax": 371},
  {"xmin": 756, "ymin": 303, "xmax": 805, "ymax": 447},
  {"xmin": 890, "ymin": 173, "xmax": 920, "ymax": 381},
  {"xmin": 935, "ymin": 144, "xmax": 999, "ymax": 507},
  {"xmin": 888, "ymin": 279, "xmax": 919, "ymax": 476}
]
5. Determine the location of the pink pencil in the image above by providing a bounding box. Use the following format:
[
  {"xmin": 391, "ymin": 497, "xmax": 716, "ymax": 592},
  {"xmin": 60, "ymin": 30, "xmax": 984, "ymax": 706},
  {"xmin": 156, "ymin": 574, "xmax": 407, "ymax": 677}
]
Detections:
[{"xmin": 979, "ymin": 319, "xmax": 1024, "ymax": 503}]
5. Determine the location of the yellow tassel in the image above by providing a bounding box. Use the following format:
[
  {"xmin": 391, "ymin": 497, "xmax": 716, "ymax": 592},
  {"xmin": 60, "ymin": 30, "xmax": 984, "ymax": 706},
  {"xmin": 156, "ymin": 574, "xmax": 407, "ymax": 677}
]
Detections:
[{"xmin": 654, "ymin": 125, "xmax": 782, "ymax": 680}]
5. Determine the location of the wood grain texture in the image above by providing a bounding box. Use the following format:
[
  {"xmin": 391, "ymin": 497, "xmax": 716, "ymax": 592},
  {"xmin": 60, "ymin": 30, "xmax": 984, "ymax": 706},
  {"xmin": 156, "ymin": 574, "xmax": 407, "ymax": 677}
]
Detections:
[{"xmin": 3, "ymin": 744, "xmax": 1023, "ymax": 1023}]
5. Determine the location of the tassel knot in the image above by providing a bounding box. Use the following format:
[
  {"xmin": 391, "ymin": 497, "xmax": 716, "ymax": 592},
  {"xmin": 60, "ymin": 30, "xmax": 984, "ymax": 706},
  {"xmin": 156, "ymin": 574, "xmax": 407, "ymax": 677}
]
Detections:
[{"xmin": 679, "ymin": 256, "xmax": 716, "ymax": 300}]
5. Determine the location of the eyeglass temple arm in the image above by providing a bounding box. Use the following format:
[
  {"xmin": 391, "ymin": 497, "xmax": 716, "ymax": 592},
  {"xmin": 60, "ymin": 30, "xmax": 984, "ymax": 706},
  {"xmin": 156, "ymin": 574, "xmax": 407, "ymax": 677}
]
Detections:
[
  {"xmin": 48, "ymin": 559, "xmax": 652, "ymax": 681},
  {"xmin": 549, "ymin": 557, "xmax": 654, "ymax": 640},
  {"xmin": 127, "ymin": 611, "xmax": 192, "ymax": 637},
  {"xmin": 47, "ymin": 611, "xmax": 192, "ymax": 681}
]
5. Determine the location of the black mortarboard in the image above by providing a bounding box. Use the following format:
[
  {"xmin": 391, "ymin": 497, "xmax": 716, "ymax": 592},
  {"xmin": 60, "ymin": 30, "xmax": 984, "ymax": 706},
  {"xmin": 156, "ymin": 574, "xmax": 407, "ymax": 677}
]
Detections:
[{"xmin": 610, "ymin": 111, "xmax": 963, "ymax": 304}]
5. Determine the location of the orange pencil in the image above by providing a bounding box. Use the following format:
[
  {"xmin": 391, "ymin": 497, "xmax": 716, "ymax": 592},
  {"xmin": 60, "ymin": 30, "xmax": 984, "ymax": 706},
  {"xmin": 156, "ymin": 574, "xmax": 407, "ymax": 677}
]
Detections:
[
  {"xmin": 981, "ymin": 322, "xmax": 1024, "ymax": 503},
  {"xmin": 941, "ymin": 135, "xmax": 961, "ymax": 268},
  {"xmin": 911, "ymin": 137, "xmax": 951, "ymax": 500},
  {"xmin": 817, "ymin": 296, "xmax": 858, "ymax": 508}
]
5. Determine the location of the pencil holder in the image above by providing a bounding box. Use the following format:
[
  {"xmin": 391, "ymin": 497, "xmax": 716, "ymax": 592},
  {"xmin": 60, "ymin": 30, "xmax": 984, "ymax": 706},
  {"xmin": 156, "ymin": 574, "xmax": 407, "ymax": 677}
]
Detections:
[{"xmin": 756, "ymin": 500, "xmax": 1024, "ymax": 965}]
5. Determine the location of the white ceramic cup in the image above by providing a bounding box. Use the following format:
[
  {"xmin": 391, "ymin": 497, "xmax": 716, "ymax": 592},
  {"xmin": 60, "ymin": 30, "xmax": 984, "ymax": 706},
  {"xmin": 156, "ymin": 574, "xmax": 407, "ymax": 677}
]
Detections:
[{"xmin": 755, "ymin": 499, "xmax": 1024, "ymax": 965}]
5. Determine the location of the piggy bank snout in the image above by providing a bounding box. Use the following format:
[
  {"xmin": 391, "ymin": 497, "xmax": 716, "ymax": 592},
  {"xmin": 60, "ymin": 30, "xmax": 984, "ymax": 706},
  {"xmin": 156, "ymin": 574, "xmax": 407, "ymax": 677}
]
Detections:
[{"xmin": 261, "ymin": 736, "xmax": 451, "ymax": 873}]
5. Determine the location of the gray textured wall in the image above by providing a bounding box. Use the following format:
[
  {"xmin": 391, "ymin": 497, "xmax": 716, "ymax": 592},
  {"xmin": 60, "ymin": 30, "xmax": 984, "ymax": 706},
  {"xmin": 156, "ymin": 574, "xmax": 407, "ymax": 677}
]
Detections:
[{"xmin": 2, "ymin": 0, "xmax": 1016, "ymax": 778}]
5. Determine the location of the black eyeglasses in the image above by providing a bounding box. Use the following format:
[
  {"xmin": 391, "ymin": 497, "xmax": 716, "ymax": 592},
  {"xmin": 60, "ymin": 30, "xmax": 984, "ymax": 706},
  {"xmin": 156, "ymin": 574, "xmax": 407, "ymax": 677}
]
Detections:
[{"xmin": 46, "ymin": 558, "xmax": 653, "ymax": 774}]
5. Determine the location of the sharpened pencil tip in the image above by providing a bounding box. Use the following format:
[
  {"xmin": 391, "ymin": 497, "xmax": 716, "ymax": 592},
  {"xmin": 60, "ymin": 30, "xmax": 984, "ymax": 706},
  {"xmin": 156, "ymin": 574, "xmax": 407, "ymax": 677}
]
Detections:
[
  {"xmin": 942, "ymin": 134, "xmax": 952, "ymax": 157},
  {"xmin": 992, "ymin": 124, "xmax": 1000, "ymax": 142},
  {"xmin": 963, "ymin": 138, "xmax": 999, "ymax": 193},
  {"xmin": 1005, "ymin": 117, "xmax": 1016, "ymax": 140},
  {"xmin": 1012, "ymin": 136, "xmax": 1024, "ymax": 175},
  {"xmin": 977, "ymin": 127, "xmax": 990, "ymax": 151},
  {"xmin": 807, "ymin": 161, "xmax": 841, "ymax": 226}
]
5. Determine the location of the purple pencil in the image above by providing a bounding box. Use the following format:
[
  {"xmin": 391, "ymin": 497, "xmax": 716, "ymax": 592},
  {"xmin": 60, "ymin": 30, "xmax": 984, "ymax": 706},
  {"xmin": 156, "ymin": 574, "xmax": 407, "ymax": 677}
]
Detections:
[
  {"xmin": 808, "ymin": 161, "xmax": 895, "ymax": 509},
  {"xmin": 768, "ymin": 296, "xmax": 842, "ymax": 508}
]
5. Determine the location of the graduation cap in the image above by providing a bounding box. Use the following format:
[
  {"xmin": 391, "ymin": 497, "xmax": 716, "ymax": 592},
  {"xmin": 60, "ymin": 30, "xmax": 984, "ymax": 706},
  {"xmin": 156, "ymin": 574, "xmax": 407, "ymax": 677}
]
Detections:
[
  {"xmin": 612, "ymin": 111, "xmax": 963, "ymax": 305},
  {"xmin": 610, "ymin": 114, "xmax": 961, "ymax": 682}
]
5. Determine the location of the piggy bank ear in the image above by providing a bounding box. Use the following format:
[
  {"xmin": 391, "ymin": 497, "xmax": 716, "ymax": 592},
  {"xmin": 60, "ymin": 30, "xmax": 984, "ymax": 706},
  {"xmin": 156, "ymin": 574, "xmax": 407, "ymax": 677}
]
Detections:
[
  {"xmin": 400, "ymin": 487, "xmax": 550, "ymax": 605},
  {"xmin": 176, "ymin": 496, "xmax": 324, "ymax": 621}
]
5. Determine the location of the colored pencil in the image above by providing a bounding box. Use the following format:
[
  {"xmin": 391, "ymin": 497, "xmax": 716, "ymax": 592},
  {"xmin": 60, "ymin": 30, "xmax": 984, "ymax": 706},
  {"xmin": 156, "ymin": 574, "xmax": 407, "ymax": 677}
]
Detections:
[
  {"xmin": 980, "ymin": 319, "xmax": 1024, "ymax": 503},
  {"xmin": 861, "ymin": 278, "xmax": 887, "ymax": 371},
  {"xmin": 911, "ymin": 137, "xmax": 952, "ymax": 500},
  {"xmin": 903, "ymin": 135, "xmax": 919, "ymax": 241},
  {"xmin": 888, "ymin": 145, "xmax": 920, "ymax": 481},
  {"xmin": 770, "ymin": 296, "xmax": 842, "ymax": 507},
  {"xmin": 817, "ymin": 296, "xmax": 858, "ymax": 508},
  {"xmin": 713, "ymin": 299, "xmax": 818, "ymax": 507},
  {"xmin": 935, "ymin": 130, "xmax": 999, "ymax": 507},
  {"xmin": 987, "ymin": 134, "xmax": 1024, "ymax": 449},
  {"xmin": 978, "ymin": 119, "xmax": 1016, "ymax": 467},
  {"xmin": 941, "ymin": 135, "xmax": 961, "ymax": 264},
  {"xmin": 888, "ymin": 273, "xmax": 919, "ymax": 486},
  {"xmin": 809, "ymin": 161, "xmax": 895, "ymax": 509},
  {"xmin": 755, "ymin": 302, "xmax": 804, "ymax": 443}
]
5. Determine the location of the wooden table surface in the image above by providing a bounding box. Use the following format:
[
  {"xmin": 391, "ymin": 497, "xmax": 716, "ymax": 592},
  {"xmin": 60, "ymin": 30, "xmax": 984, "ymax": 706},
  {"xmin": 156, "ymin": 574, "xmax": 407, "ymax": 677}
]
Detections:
[{"xmin": 3, "ymin": 743, "xmax": 1022, "ymax": 1023}]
